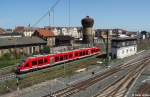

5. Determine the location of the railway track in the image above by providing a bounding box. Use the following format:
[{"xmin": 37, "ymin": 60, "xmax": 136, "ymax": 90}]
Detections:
[
  {"xmin": 0, "ymin": 73, "xmax": 16, "ymax": 83},
  {"xmin": 97, "ymin": 59, "xmax": 150, "ymax": 97},
  {"xmin": 0, "ymin": 50, "xmax": 149, "ymax": 83},
  {"xmin": 0, "ymin": 50, "xmax": 149, "ymax": 97},
  {"xmin": 43, "ymin": 55, "xmax": 150, "ymax": 97}
]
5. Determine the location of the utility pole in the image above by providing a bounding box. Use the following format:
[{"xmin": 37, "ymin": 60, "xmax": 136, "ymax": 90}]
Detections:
[
  {"xmin": 16, "ymin": 75, "xmax": 20, "ymax": 96},
  {"xmin": 106, "ymin": 30, "xmax": 109, "ymax": 66}
]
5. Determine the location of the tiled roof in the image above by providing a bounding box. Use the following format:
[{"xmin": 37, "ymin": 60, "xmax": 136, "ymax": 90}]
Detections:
[
  {"xmin": 0, "ymin": 36, "xmax": 47, "ymax": 48},
  {"xmin": 35, "ymin": 28, "xmax": 55, "ymax": 37}
]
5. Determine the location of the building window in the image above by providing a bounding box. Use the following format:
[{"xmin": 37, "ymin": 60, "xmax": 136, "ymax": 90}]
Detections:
[
  {"xmin": 130, "ymin": 49, "xmax": 132, "ymax": 52},
  {"xmin": 122, "ymin": 50, "xmax": 124, "ymax": 54},
  {"xmin": 126, "ymin": 42, "xmax": 129, "ymax": 46},
  {"xmin": 122, "ymin": 42, "xmax": 125, "ymax": 46},
  {"xmin": 126, "ymin": 49, "xmax": 128, "ymax": 53}
]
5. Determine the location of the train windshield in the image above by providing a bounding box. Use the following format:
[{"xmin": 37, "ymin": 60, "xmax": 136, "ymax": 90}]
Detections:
[{"xmin": 17, "ymin": 59, "xmax": 26, "ymax": 66}]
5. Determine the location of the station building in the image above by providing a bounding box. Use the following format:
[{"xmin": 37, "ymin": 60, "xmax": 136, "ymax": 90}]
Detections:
[{"xmin": 111, "ymin": 37, "xmax": 137, "ymax": 59}]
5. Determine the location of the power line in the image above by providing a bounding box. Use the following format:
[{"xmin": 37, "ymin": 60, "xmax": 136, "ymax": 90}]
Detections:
[
  {"xmin": 32, "ymin": 11, "xmax": 49, "ymax": 27},
  {"xmin": 68, "ymin": 0, "xmax": 70, "ymax": 28},
  {"xmin": 31, "ymin": 0, "xmax": 62, "ymax": 27}
]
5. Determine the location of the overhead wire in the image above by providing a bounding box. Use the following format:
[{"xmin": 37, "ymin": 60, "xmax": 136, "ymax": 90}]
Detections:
[{"xmin": 31, "ymin": 0, "xmax": 62, "ymax": 27}]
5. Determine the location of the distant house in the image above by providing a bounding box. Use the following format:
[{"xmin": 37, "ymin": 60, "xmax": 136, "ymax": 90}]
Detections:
[
  {"xmin": 127, "ymin": 31, "xmax": 137, "ymax": 37},
  {"xmin": 0, "ymin": 28, "xmax": 6, "ymax": 34},
  {"xmin": 5, "ymin": 29, "xmax": 13, "ymax": 33},
  {"xmin": 95, "ymin": 29, "xmax": 128, "ymax": 38},
  {"xmin": 13, "ymin": 26, "xmax": 25, "ymax": 33},
  {"xmin": 14, "ymin": 26, "xmax": 36, "ymax": 37},
  {"xmin": 0, "ymin": 36, "xmax": 47, "ymax": 56},
  {"xmin": 44, "ymin": 26, "xmax": 82, "ymax": 39},
  {"xmin": 34, "ymin": 28, "xmax": 55, "ymax": 47},
  {"xmin": 140, "ymin": 31, "xmax": 150, "ymax": 39}
]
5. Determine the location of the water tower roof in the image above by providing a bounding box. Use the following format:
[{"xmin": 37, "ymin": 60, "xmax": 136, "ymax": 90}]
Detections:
[{"xmin": 81, "ymin": 16, "xmax": 94, "ymax": 28}]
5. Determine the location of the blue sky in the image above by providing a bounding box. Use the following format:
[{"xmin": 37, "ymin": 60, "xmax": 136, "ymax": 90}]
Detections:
[{"xmin": 0, "ymin": 0, "xmax": 150, "ymax": 31}]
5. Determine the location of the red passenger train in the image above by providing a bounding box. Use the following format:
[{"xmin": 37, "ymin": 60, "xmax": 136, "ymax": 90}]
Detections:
[{"xmin": 16, "ymin": 47, "xmax": 100, "ymax": 73}]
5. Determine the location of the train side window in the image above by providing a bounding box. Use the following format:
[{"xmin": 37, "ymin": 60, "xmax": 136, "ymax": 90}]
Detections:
[
  {"xmin": 25, "ymin": 62, "xmax": 29, "ymax": 67},
  {"xmin": 80, "ymin": 52, "xmax": 82, "ymax": 56},
  {"xmin": 86, "ymin": 51, "xmax": 88, "ymax": 55},
  {"xmin": 92, "ymin": 50, "xmax": 94, "ymax": 53},
  {"xmin": 32, "ymin": 61, "xmax": 37, "ymax": 66},
  {"xmin": 38, "ymin": 59, "xmax": 43, "ymax": 64},
  {"xmin": 55, "ymin": 57, "xmax": 59, "ymax": 62},
  {"xmin": 75, "ymin": 52, "xmax": 78, "ymax": 56},
  {"xmin": 60, "ymin": 56, "xmax": 63, "ymax": 61},
  {"xmin": 93, "ymin": 49, "xmax": 95, "ymax": 53},
  {"xmin": 44, "ymin": 58, "xmax": 48, "ymax": 63},
  {"xmin": 69, "ymin": 54, "xmax": 72, "ymax": 58},
  {"xmin": 64, "ymin": 55, "xmax": 68, "ymax": 60},
  {"xmin": 96, "ymin": 49, "xmax": 98, "ymax": 52},
  {"xmin": 83, "ymin": 51, "xmax": 85, "ymax": 56}
]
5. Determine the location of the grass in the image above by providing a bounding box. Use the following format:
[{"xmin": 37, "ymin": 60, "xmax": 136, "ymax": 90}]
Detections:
[
  {"xmin": 0, "ymin": 79, "xmax": 17, "ymax": 95},
  {"xmin": 137, "ymin": 39, "xmax": 150, "ymax": 51},
  {"xmin": 0, "ymin": 53, "xmax": 20, "ymax": 69},
  {"xmin": 0, "ymin": 59, "xmax": 18, "ymax": 68}
]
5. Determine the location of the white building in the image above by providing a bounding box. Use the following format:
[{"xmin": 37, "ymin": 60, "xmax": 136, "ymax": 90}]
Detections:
[
  {"xmin": 24, "ymin": 31, "xmax": 34, "ymax": 37},
  {"xmin": 111, "ymin": 37, "xmax": 137, "ymax": 59},
  {"xmin": 51, "ymin": 27, "xmax": 82, "ymax": 39}
]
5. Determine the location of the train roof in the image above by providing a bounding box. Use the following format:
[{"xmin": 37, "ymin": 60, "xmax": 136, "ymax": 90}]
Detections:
[{"xmin": 28, "ymin": 47, "xmax": 99, "ymax": 58}]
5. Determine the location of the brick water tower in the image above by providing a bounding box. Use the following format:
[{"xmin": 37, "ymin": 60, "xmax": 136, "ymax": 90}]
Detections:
[{"xmin": 81, "ymin": 16, "xmax": 94, "ymax": 46}]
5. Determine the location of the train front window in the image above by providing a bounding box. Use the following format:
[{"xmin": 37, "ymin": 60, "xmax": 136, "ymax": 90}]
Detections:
[
  {"xmin": 25, "ymin": 62, "xmax": 29, "ymax": 67},
  {"xmin": 17, "ymin": 59, "xmax": 26, "ymax": 66}
]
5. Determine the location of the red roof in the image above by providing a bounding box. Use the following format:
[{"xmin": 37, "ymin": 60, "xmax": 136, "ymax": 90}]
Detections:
[
  {"xmin": 35, "ymin": 28, "xmax": 55, "ymax": 37},
  {"xmin": 14, "ymin": 26, "xmax": 25, "ymax": 33}
]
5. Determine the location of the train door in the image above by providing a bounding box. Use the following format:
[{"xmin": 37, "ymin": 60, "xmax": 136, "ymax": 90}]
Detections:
[
  {"xmin": 50, "ymin": 57, "xmax": 53, "ymax": 65},
  {"xmin": 31, "ymin": 58, "xmax": 38, "ymax": 69}
]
